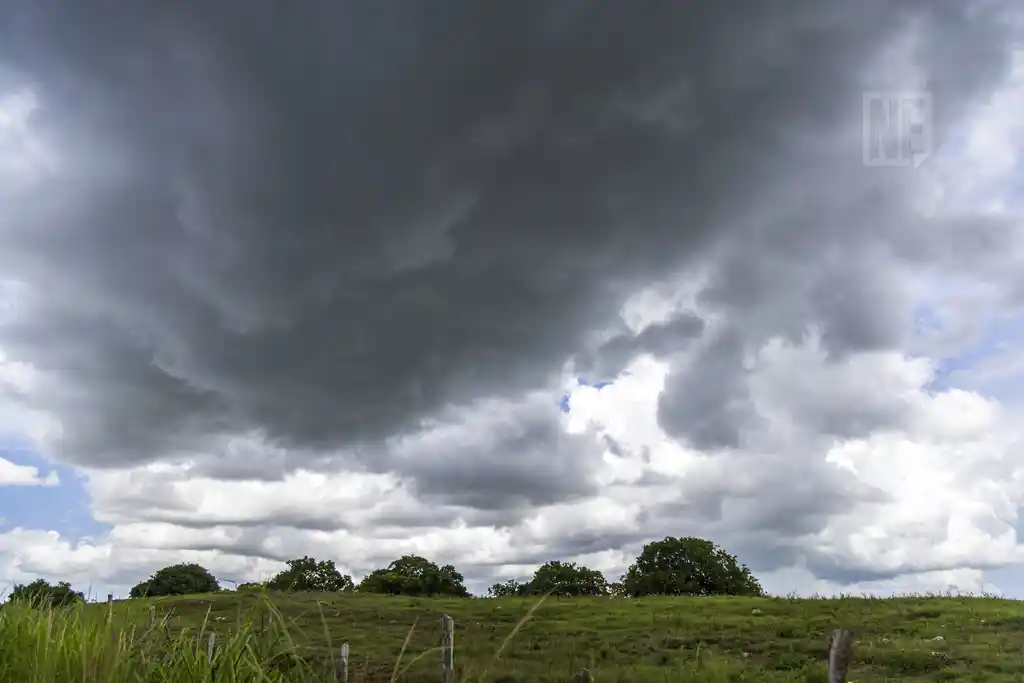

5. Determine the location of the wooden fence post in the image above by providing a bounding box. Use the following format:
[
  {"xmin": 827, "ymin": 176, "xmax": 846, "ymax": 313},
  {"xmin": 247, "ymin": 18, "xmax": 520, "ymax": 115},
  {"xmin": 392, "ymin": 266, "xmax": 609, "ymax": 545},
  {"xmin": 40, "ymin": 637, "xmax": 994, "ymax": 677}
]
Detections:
[
  {"xmin": 334, "ymin": 642, "xmax": 349, "ymax": 683},
  {"xmin": 148, "ymin": 606, "xmax": 155, "ymax": 630},
  {"xmin": 828, "ymin": 628, "xmax": 854, "ymax": 683},
  {"xmin": 441, "ymin": 614, "xmax": 455, "ymax": 683}
]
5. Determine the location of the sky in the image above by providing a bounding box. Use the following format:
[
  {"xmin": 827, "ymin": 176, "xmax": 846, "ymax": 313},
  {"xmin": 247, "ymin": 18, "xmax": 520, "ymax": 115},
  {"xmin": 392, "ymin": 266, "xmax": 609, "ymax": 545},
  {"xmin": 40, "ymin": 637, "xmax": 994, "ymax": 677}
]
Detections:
[{"xmin": 1, "ymin": 1, "xmax": 1024, "ymax": 600}]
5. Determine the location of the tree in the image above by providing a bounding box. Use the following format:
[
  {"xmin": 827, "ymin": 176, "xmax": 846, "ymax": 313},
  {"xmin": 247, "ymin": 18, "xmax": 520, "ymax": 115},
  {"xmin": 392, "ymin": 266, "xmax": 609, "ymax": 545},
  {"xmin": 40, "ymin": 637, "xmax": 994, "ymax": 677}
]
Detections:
[
  {"xmin": 487, "ymin": 562, "xmax": 610, "ymax": 598},
  {"xmin": 7, "ymin": 579, "xmax": 84, "ymax": 608},
  {"xmin": 620, "ymin": 536, "xmax": 763, "ymax": 597},
  {"xmin": 358, "ymin": 555, "xmax": 470, "ymax": 597},
  {"xmin": 607, "ymin": 579, "xmax": 629, "ymax": 597},
  {"xmin": 129, "ymin": 563, "xmax": 220, "ymax": 598},
  {"xmin": 265, "ymin": 556, "xmax": 354, "ymax": 592},
  {"xmin": 524, "ymin": 561, "xmax": 609, "ymax": 597},
  {"xmin": 487, "ymin": 579, "xmax": 527, "ymax": 597},
  {"xmin": 237, "ymin": 581, "xmax": 266, "ymax": 591}
]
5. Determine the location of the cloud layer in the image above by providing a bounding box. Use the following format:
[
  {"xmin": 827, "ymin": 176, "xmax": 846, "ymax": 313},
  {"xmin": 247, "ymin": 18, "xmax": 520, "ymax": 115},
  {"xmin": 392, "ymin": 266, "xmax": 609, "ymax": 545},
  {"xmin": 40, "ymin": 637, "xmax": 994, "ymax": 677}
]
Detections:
[{"xmin": 0, "ymin": 1, "xmax": 1023, "ymax": 598}]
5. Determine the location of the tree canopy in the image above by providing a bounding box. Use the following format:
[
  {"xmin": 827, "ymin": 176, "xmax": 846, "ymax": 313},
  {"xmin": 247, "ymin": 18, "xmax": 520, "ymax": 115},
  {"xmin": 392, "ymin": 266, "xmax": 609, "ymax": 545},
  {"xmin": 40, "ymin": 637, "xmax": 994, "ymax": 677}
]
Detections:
[
  {"xmin": 237, "ymin": 582, "xmax": 265, "ymax": 591},
  {"xmin": 487, "ymin": 579, "xmax": 526, "ymax": 597},
  {"xmin": 265, "ymin": 556, "xmax": 354, "ymax": 592},
  {"xmin": 528, "ymin": 561, "xmax": 609, "ymax": 596},
  {"xmin": 129, "ymin": 562, "xmax": 221, "ymax": 598},
  {"xmin": 21, "ymin": 535, "xmax": 762, "ymax": 602},
  {"xmin": 488, "ymin": 561, "xmax": 609, "ymax": 597},
  {"xmin": 7, "ymin": 579, "xmax": 84, "ymax": 608},
  {"xmin": 620, "ymin": 536, "xmax": 763, "ymax": 597},
  {"xmin": 358, "ymin": 555, "xmax": 470, "ymax": 597}
]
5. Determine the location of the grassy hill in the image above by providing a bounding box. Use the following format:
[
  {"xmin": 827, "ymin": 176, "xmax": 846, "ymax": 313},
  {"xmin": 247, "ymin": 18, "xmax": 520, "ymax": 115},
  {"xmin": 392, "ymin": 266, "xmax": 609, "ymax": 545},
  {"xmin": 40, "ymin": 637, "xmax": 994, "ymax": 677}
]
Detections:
[{"xmin": 3, "ymin": 591, "xmax": 1024, "ymax": 682}]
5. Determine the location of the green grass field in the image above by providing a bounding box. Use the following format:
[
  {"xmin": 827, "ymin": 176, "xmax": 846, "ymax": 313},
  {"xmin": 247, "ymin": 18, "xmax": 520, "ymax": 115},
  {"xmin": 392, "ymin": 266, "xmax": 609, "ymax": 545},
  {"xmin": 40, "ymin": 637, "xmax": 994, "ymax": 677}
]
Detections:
[{"xmin": 2, "ymin": 591, "xmax": 1024, "ymax": 682}]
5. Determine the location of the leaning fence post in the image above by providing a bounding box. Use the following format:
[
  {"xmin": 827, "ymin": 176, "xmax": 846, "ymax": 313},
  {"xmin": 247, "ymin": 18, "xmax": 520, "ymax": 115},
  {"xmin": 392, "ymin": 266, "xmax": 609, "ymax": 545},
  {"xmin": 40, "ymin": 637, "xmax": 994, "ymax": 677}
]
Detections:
[
  {"xmin": 206, "ymin": 632, "xmax": 216, "ymax": 662},
  {"xmin": 441, "ymin": 614, "xmax": 455, "ymax": 683},
  {"xmin": 334, "ymin": 642, "xmax": 349, "ymax": 683},
  {"xmin": 828, "ymin": 628, "xmax": 854, "ymax": 683}
]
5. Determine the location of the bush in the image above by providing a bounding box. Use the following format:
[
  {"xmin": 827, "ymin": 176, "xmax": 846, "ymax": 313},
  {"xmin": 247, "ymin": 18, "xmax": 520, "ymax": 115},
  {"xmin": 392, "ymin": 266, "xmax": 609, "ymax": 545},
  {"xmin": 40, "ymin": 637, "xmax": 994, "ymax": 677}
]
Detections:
[
  {"xmin": 129, "ymin": 563, "xmax": 220, "ymax": 598},
  {"xmin": 6, "ymin": 579, "xmax": 84, "ymax": 608},
  {"xmin": 265, "ymin": 557, "xmax": 354, "ymax": 592},
  {"xmin": 237, "ymin": 581, "xmax": 267, "ymax": 591},
  {"xmin": 358, "ymin": 555, "xmax": 469, "ymax": 597},
  {"xmin": 620, "ymin": 536, "xmax": 763, "ymax": 597},
  {"xmin": 524, "ymin": 561, "xmax": 609, "ymax": 597},
  {"xmin": 488, "ymin": 562, "xmax": 610, "ymax": 598},
  {"xmin": 487, "ymin": 579, "xmax": 527, "ymax": 597}
]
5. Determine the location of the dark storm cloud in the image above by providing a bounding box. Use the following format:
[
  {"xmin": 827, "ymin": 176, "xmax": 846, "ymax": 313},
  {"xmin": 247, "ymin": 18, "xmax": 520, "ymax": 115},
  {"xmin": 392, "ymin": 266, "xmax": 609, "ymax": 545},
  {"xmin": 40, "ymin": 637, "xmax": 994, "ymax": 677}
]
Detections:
[
  {"xmin": 0, "ymin": 0, "xmax": 1017, "ymax": 551},
  {"xmin": 802, "ymin": 551, "xmax": 1013, "ymax": 586},
  {"xmin": 575, "ymin": 313, "xmax": 705, "ymax": 382},
  {"xmin": 658, "ymin": 325, "xmax": 765, "ymax": 450},
  {"xmin": 388, "ymin": 395, "xmax": 604, "ymax": 509},
  {"xmin": 1, "ymin": 299, "xmax": 231, "ymax": 463},
  {"xmin": 726, "ymin": 466, "xmax": 891, "ymax": 538},
  {"xmin": 0, "ymin": 4, "xmax": 959, "ymax": 452}
]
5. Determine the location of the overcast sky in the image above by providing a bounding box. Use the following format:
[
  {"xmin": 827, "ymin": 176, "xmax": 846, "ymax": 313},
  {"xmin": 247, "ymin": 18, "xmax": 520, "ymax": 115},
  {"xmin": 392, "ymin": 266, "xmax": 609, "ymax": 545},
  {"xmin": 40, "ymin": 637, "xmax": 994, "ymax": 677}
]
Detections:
[{"xmin": 2, "ymin": 1, "xmax": 1024, "ymax": 599}]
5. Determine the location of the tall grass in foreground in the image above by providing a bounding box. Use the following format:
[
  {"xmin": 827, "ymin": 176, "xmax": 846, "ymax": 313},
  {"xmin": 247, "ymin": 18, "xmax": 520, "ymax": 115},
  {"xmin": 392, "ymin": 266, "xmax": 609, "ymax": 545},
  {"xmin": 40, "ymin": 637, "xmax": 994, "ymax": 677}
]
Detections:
[
  {"xmin": 0, "ymin": 593, "xmax": 747, "ymax": 683},
  {"xmin": 0, "ymin": 595, "xmax": 347, "ymax": 683}
]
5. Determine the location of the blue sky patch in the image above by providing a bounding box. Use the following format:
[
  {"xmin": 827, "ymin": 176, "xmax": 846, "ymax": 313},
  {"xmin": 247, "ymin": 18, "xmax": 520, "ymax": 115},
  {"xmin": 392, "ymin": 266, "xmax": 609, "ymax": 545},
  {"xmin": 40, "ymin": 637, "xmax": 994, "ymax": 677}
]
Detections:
[
  {"xmin": 927, "ymin": 312, "xmax": 1024, "ymax": 403},
  {"xmin": 0, "ymin": 439, "xmax": 108, "ymax": 541}
]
